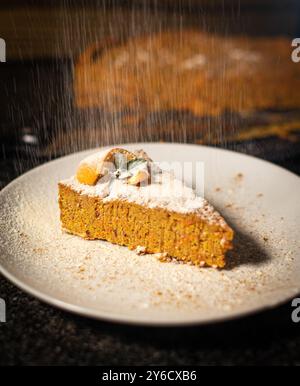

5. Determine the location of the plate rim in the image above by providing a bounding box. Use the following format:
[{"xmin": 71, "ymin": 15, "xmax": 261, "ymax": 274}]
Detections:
[
  {"xmin": 0, "ymin": 261, "xmax": 296, "ymax": 326},
  {"xmin": 0, "ymin": 142, "xmax": 299, "ymax": 326}
]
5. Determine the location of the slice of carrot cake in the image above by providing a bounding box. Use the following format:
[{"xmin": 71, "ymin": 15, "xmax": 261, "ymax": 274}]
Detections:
[{"xmin": 58, "ymin": 147, "xmax": 233, "ymax": 268}]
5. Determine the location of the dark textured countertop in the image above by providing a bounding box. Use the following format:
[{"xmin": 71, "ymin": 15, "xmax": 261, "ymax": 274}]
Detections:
[
  {"xmin": 1, "ymin": 267, "xmax": 300, "ymax": 366},
  {"xmin": 0, "ymin": 37, "xmax": 300, "ymax": 364}
]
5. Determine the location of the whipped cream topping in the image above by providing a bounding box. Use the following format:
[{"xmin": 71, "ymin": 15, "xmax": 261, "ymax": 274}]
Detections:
[
  {"xmin": 60, "ymin": 148, "xmax": 228, "ymax": 226},
  {"xmin": 62, "ymin": 171, "xmax": 205, "ymax": 214}
]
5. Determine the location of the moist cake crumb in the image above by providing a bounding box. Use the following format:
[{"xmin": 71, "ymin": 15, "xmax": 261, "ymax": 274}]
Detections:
[
  {"xmin": 58, "ymin": 147, "xmax": 234, "ymax": 268},
  {"xmin": 135, "ymin": 246, "xmax": 147, "ymax": 255}
]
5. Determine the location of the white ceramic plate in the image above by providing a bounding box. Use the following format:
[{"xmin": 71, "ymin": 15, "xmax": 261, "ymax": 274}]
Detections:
[{"xmin": 0, "ymin": 143, "xmax": 300, "ymax": 325}]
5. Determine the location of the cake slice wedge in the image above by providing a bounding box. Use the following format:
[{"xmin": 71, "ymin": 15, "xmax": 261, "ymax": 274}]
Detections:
[{"xmin": 58, "ymin": 148, "xmax": 233, "ymax": 268}]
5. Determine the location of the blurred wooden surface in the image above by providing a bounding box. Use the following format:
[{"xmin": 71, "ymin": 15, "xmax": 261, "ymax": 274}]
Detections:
[{"xmin": 0, "ymin": 2, "xmax": 299, "ymax": 60}]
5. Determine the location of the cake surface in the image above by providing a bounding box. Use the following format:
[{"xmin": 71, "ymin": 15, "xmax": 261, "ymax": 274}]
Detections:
[{"xmin": 59, "ymin": 148, "xmax": 234, "ymax": 268}]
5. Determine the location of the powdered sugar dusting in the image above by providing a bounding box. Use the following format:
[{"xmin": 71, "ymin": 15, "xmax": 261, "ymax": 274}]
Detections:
[
  {"xmin": 0, "ymin": 144, "xmax": 299, "ymax": 324},
  {"xmin": 61, "ymin": 147, "xmax": 226, "ymax": 226},
  {"xmin": 62, "ymin": 172, "xmax": 207, "ymax": 213}
]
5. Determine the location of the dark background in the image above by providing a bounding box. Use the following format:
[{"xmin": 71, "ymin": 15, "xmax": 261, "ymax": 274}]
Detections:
[{"xmin": 0, "ymin": 0, "xmax": 300, "ymax": 366}]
